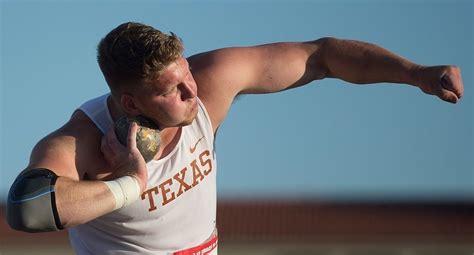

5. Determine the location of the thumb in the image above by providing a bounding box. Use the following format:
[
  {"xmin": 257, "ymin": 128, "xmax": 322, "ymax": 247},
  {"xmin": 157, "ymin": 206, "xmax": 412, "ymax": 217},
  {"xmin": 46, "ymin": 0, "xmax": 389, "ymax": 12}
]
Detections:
[
  {"xmin": 127, "ymin": 122, "xmax": 139, "ymax": 149},
  {"xmin": 437, "ymin": 87, "xmax": 459, "ymax": 104}
]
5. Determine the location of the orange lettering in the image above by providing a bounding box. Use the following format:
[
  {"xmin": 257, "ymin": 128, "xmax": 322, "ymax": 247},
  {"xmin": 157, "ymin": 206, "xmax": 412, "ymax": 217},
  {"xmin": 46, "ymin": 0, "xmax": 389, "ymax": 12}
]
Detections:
[
  {"xmin": 174, "ymin": 167, "xmax": 192, "ymax": 197},
  {"xmin": 158, "ymin": 178, "xmax": 175, "ymax": 206},
  {"xmin": 191, "ymin": 159, "xmax": 204, "ymax": 186},
  {"xmin": 141, "ymin": 187, "xmax": 159, "ymax": 212},
  {"xmin": 199, "ymin": 150, "xmax": 213, "ymax": 176}
]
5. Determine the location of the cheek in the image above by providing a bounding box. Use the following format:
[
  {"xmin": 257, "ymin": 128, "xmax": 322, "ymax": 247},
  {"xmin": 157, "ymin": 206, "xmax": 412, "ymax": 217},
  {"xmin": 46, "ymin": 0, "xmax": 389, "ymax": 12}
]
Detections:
[
  {"xmin": 165, "ymin": 98, "xmax": 187, "ymax": 116},
  {"xmin": 187, "ymin": 73, "xmax": 197, "ymax": 91},
  {"xmin": 190, "ymin": 78, "xmax": 198, "ymax": 93}
]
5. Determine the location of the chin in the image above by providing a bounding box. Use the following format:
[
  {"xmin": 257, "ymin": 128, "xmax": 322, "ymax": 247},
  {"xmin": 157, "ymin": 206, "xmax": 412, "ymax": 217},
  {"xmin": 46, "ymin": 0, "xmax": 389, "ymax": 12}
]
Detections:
[
  {"xmin": 179, "ymin": 120, "xmax": 193, "ymax": 127},
  {"xmin": 179, "ymin": 110, "xmax": 198, "ymax": 126}
]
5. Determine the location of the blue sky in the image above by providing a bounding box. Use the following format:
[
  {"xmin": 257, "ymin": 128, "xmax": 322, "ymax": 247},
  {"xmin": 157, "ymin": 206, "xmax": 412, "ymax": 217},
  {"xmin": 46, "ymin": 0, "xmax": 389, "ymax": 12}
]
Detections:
[{"xmin": 1, "ymin": 0, "xmax": 472, "ymax": 202}]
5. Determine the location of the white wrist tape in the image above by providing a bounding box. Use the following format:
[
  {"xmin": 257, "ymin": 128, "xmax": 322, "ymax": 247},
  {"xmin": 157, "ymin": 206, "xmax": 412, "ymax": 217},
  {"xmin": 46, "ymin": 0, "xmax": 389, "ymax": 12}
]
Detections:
[{"xmin": 104, "ymin": 176, "xmax": 141, "ymax": 210}]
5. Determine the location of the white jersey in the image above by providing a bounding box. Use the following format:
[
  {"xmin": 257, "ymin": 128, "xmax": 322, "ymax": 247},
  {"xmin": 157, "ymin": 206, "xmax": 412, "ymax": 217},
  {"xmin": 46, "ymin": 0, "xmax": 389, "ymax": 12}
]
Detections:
[{"xmin": 69, "ymin": 93, "xmax": 218, "ymax": 255}]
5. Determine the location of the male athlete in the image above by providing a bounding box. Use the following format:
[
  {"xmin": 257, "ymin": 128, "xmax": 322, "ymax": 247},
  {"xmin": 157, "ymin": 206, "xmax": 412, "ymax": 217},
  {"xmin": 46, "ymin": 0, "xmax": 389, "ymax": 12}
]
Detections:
[{"xmin": 7, "ymin": 22, "xmax": 464, "ymax": 254}]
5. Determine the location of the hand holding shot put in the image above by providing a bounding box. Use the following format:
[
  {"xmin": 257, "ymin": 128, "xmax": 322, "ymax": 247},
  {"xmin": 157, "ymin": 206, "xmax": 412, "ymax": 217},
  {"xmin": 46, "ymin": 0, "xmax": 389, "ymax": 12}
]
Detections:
[
  {"xmin": 101, "ymin": 115, "xmax": 163, "ymax": 210},
  {"xmin": 101, "ymin": 122, "xmax": 148, "ymax": 206}
]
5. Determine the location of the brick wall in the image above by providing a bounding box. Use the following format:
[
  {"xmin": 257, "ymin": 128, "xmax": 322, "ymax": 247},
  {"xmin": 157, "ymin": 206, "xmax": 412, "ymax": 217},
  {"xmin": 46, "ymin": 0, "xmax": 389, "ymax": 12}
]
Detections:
[{"xmin": 1, "ymin": 200, "xmax": 473, "ymax": 244}]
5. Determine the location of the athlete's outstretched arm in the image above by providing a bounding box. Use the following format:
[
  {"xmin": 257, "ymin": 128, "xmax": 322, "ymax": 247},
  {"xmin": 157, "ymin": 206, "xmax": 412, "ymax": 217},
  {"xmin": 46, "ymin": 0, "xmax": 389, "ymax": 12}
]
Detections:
[
  {"xmin": 190, "ymin": 37, "xmax": 464, "ymax": 131},
  {"xmin": 315, "ymin": 38, "xmax": 464, "ymax": 103}
]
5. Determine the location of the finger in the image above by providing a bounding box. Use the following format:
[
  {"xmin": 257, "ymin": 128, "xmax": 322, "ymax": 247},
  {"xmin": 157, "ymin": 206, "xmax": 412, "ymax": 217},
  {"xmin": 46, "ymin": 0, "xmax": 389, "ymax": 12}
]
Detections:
[
  {"xmin": 107, "ymin": 126, "xmax": 122, "ymax": 148},
  {"xmin": 101, "ymin": 135, "xmax": 115, "ymax": 164},
  {"xmin": 441, "ymin": 74, "xmax": 464, "ymax": 99},
  {"xmin": 439, "ymin": 87, "xmax": 459, "ymax": 104},
  {"xmin": 432, "ymin": 79, "xmax": 458, "ymax": 104},
  {"xmin": 105, "ymin": 126, "xmax": 114, "ymax": 143},
  {"xmin": 127, "ymin": 122, "xmax": 138, "ymax": 150},
  {"xmin": 102, "ymin": 134, "xmax": 117, "ymax": 156}
]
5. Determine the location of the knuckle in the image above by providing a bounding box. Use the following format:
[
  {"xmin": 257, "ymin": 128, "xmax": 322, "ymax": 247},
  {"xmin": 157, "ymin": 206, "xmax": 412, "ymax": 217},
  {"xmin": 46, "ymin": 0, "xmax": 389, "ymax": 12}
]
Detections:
[{"xmin": 448, "ymin": 65, "xmax": 460, "ymax": 74}]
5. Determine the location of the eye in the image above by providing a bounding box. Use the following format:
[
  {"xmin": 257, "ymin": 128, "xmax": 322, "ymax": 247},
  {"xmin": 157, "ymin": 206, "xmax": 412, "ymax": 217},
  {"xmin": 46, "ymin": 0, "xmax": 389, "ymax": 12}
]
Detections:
[{"xmin": 161, "ymin": 87, "xmax": 177, "ymax": 96}]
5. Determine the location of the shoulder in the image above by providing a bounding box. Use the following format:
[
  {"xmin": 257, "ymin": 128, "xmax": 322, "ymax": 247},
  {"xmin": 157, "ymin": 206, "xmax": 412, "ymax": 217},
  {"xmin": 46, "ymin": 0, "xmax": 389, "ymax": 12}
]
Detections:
[
  {"xmin": 27, "ymin": 110, "xmax": 108, "ymax": 180},
  {"xmin": 187, "ymin": 48, "xmax": 255, "ymax": 132},
  {"xmin": 187, "ymin": 47, "xmax": 257, "ymax": 80}
]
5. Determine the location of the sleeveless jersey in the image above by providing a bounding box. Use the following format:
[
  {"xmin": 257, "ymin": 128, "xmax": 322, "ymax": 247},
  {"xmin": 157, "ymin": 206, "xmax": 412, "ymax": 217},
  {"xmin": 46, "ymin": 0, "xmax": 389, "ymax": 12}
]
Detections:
[{"xmin": 68, "ymin": 93, "xmax": 217, "ymax": 255}]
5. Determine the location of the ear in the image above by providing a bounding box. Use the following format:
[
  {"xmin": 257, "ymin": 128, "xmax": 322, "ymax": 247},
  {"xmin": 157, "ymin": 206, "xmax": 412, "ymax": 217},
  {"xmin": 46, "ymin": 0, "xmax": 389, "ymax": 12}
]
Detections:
[{"xmin": 120, "ymin": 93, "xmax": 141, "ymax": 116}]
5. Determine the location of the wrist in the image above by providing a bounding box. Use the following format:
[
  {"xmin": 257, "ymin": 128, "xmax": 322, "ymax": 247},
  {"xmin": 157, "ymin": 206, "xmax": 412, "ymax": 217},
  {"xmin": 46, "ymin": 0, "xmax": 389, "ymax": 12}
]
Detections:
[
  {"xmin": 408, "ymin": 64, "xmax": 426, "ymax": 88},
  {"xmin": 104, "ymin": 175, "xmax": 141, "ymax": 210}
]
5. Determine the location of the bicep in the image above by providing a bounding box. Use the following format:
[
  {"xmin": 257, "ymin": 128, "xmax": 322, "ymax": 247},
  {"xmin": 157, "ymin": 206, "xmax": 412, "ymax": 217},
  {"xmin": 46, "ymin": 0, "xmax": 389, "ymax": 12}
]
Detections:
[
  {"xmin": 188, "ymin": 39, "xmax": 327, "ymax": 131},
  {"xmin": 25, "ymin": 115, "xmax": 106, "ymax": 181},
  {"xmin": 26, "ymin": 134, "xmax": 81, "ymax": 181},
  {"xmin": 192, "ymin": 40, "xmax": 326, "ymax": 93},
  {"xmin": 238, "ymin": 41, "xmax": 327, "ymax": 94}
]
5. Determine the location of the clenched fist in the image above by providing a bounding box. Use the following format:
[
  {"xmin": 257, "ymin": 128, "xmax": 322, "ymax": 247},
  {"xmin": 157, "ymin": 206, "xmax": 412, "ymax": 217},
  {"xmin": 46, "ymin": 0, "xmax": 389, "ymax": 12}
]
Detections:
[{"xmin": 415, "ymin": 65, "xmax": 464, "ymax": 104}]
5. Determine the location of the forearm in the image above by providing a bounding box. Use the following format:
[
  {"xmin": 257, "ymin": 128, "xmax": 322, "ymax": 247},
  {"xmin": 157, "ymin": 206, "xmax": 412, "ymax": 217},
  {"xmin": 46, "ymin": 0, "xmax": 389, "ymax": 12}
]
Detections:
[
  {"xmin": 55, "ymin": 174, "xmax": 141, "ymax": 228},
  {"xmin": 321, "ymin": 37, "xmax": 422, "ymax": 86},
  {"xmin": 55, "ymin": 177, "xmax": 116, "ymax": 228}
]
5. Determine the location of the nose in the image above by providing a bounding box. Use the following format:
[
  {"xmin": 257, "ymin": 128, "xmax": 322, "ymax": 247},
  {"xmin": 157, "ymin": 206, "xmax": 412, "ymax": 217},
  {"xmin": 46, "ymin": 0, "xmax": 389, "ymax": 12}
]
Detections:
[{"xmin": 179, "ymin": 81, "xmax": 196, "ymax": 101}]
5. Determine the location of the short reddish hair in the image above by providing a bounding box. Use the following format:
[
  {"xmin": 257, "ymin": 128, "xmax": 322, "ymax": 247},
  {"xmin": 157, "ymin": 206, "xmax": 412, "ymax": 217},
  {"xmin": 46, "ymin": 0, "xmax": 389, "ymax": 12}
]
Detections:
[{"xmin": 97, "ymin": 22, "xmax": 184, "ymax": 94}]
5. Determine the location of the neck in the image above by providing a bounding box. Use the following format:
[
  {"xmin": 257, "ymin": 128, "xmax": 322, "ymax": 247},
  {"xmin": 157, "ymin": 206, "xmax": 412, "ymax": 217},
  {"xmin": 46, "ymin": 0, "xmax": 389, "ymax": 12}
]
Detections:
[{"xmin": 107, "ymin": 95, "xmax": 182, "ymax": 160}]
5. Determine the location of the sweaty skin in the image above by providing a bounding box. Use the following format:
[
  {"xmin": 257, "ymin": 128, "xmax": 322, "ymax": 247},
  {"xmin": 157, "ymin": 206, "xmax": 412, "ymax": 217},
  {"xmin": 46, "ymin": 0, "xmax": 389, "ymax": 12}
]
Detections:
[{"xmin": 15, "ymin": 37, "xmax": 464, "ymax": 229}]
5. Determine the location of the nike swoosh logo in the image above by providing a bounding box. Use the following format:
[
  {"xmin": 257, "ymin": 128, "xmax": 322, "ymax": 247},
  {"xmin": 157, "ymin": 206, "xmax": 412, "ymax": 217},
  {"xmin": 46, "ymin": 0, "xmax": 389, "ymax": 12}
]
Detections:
[{"xmin": 190, "ymin": 136, "xmax": 205, "ymax": 153}]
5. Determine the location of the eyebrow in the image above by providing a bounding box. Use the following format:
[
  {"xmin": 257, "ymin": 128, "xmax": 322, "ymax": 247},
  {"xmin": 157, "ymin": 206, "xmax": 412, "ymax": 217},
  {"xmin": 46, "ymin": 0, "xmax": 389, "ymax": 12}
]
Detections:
[{"xmin": 155, "ymin": 61, "xmax": 190, "ymax": 92}]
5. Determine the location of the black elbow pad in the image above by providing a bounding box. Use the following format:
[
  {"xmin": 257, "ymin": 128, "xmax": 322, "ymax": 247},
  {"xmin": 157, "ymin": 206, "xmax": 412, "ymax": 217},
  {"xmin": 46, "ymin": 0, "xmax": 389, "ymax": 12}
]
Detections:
[{"xmin": 7, "ymin": 168, "xmax": 64, "ymax": 232}]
